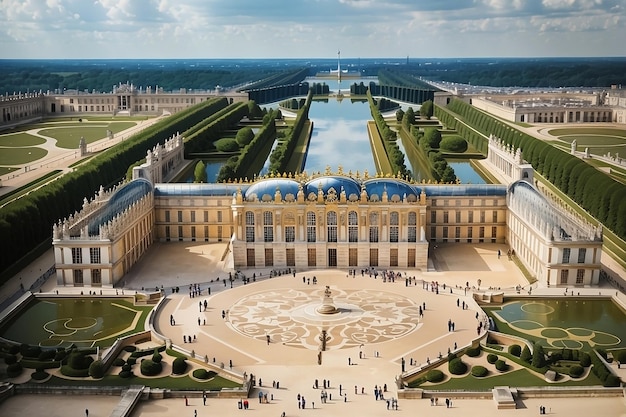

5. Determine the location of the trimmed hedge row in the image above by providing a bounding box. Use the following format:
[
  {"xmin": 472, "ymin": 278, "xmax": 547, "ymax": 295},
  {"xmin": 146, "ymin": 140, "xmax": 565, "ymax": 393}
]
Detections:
[
  {"xmin": 436, "ymin": 98, "xmax": 626, "ymax": 240},
  {"xmin": 0, "ymin": 97, "xmax": 231, "ymax": 280}
]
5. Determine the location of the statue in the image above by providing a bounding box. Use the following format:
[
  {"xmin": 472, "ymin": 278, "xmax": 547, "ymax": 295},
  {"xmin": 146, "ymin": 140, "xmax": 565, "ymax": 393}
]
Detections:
[{"xmin": 316, "ymin": 286, "xmax": 338, "ymax": 315}]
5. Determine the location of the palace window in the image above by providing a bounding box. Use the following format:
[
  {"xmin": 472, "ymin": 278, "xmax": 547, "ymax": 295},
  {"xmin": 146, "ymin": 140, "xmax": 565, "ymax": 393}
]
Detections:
[
  {"xmin": 177, "ymin": 211, "xmax": 183, "ymax": 222},
  {"xmin": 190, "ymin": 211, "xmax": 196, "ymax": 222},
  {"xmin": 73, "ymin": 269, "xmax": 83, "ymax": 285},
  {"xmin": 217, "ymin": 211, "xmax": 223, "ymax": 223},
  {"xmin": 562, "ymin": 248, "xmax": 571, "ymax": 263},
  {"xmin": 348, "ymin": 211, "xmax": 358, "ymax": 242},
  {"xmin": 92, "ymin": 269, "xmax": 101, "ymax": 285},
  {"xmin": 204, "ymin": 211, "xmax": 209, "ymax": 222},
  {"xmin": 576, "ymin": 269, "xmax": 585, "ymax": 284},
  {"xmin": 578, "ymin": 248, "xmax": 586, "ymax": 263},
  {"xmin": 389, "ymin": 212, "xmax": 399, "ymax": 243},
  {"xmin": 468, "ymin": 227, "xmax": 473, "ymax": 239},
  {"xmin": 307, "ymin": 212, "xmax": 316, "ymax": 242},
  {"xmin": 245, "ymin": 211, "xmax": 255, "ymax": 242},
  {"xmin": 468, "ymin": 211, "xmax": 473, "ymax": 223},
  {"xmin": 492, "ymin": 211, "xmax": 498, "ymax": 223},
  {"xmin": 560, "ymin": 269, "xmax": 569, "ymax": 284},
  {"xmin": 71, "ymin": 248, "xmax": 82, "ymax": 264},
  {"xmin": 431, "ymin": 211, "xmax": 437, "ymax": 223},
  {"xmin": 327, "ymin": 211, "xmax": 338, "ymax": 243},
  {"xmin": 480, "ymin": 210, "xmax": 485, "ymax": 223},
  {"xmin": 369, "ymin": 212, "xmax": 379, "ymax": 243},
  {"xmin": 263, "ymin": 211, "xmax": 273, "ymax": 243},
  {"xmin": 442, "ymin": 226, "xmax": 448, "ymax": 239},
  {"xmin": 89, "ymin": 248, "xmax": 100, "ymax": 264},
  {"xmin": 165, "ymin": 211, "xmax": 170, "ymax": 222},
  {"xmin": 285, "ymin": 226, "xmax": 295, "ymax": 242},
  {"xmin": 455, "ymin": 211, "xmax": 461, "ymax": 223},
  {"xmin": 408, "ymin": 212, "xmax": 417, "ymax": 243},
  {"xmin": 443, "ymin": 211, "xmax": 449, "ymax": 223}
]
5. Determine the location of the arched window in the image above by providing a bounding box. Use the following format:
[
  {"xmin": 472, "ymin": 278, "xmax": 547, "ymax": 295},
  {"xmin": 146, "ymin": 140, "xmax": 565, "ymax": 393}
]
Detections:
[
  {"xmin": 263, "ymin": 211, "xmax": 273, "ymax": 242},
  {"xmin": 327, "ymin": 211, "xmax": 337, "ymax": 242},
  {"xmin": 369, "ymin": 212, "xmax": 379, "ymax": 242},
  {"xmin": 390, "ymin": 212, "xmax": 399, "ymax": 243},
  {"xmin": 245, "ymin": 211, "xmax": 255, "ymax": 242},
  {"xmin": 307, "ymin": 211, "xmax": 316, "ymax": 242},
  {"xmin": 408, "ymin": 212, "xmax": 417, "ymax": 242},
  {"xmin": 348, "ymin": 211, "xmax": 358, "ymax": 242}
]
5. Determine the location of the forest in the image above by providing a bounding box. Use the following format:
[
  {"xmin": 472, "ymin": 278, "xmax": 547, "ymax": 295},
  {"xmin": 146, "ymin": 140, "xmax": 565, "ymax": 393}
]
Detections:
[{"xmin": 2, "ymin": 57, "xmax": 625, "ymax": 95}]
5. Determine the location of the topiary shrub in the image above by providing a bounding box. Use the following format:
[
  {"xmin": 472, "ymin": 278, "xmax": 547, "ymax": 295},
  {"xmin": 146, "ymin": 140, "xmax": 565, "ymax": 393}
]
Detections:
[
  {"xmin": 123, "ymin": 345, "xmax": 137, "ymax": 352},
  {"xmin": 235, "ymin": 127, "xmax": 254, "ymax": 147},
  {"xmin": 569, "ymin": 365, "xmax": 584, "ymax": 378},
  {"xmin": 119, "ymin": 369, "xmax": 133, "ymax": 378},
  {"xmin": 89, "ymin": 360, "xmax": 105, "ymax": 379},
  {"xmin": 113, "ymin": 358, "xmax": 125, "ymax": 367},
  {"xmin": 520, "ymin": 345, "xmax": 532, "ymax": 363},
  {"xmin": 60, "ymin": 365, "xmax": 89, "ymax": 377},
  {"xmin": 604, "ymin": 374, "xmax": 622, "ymax": 387},
  {"xmin": 562, "ymin": 349, "xmax": 573, "ymax": 361},
  {"xmin": 440, "ymin": 136, "xmax": 468, "ymax": 153},
  {"xmin": 487, "ymin": 354, "xmax": 498, "ymax": 364},
  {"xmin": 4, "ymin": 354, "xmax": 17, "ymax": 365},
  {"xmin": 31, "ymin": 369, "xmax": 50, "ymax": 381},
  {"xmin": 122, "ymin": 363, "xmax": 132, "ymax": 372},
  {"xmin": 425, "ymin": 369, "xmax": 445, "ymax": 383},
  {"xmin": 152, "ymin": 350, "xmax": 162, "ymax": 364},
  {"xmin": 140, "ymin": 359, "xmax": 162, "ymax": 376},
  {"xmin": 532, "ymin": 343, "xmax": 546, "ymax": 368},
  {"xmin": 127, "ymin": 357, "xmax": 137, "ymax": 365},
  {"xmin": 508, "ymin": 344, "xmax": 522, "ymax": 357},
  {"xmin": 192, "ymin": 368, "xmax": 209, "ymax": 380},
  {"xmin": 6, "ymin": 362, "xmax": 23, "ymax": 378},
  {"xmin": 579, "ymin": 351, "xmax": 591, "ymax": 367},
  {"xmin": 448, "ymin": 358, "xmax": 468, "ymax": 375},
  {"xmin": 471, "ymin": 365, "xmax": 488, "ymax": 377},
  {"xmin": 215, "ymin": 138, "xmax": 240, "ymax": 152},
  {"xmin": 172, "ymin": 357, "xmax": 188, "ymax": 375},
  {"xmin": 466, "ymin": 346, "xmax": 481, "ymax": 357},
  {"xmin": 67, "ymin": 351, "xmax": 93, "ymax": 370},
  {"xmin": 495, "ymin": 359, "xmax": 508, "ymax": 372}
]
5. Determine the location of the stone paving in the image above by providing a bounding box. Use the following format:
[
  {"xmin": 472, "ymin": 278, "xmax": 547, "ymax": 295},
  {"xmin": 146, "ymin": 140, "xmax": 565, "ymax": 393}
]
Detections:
[{"xmin": 1, "ymin": 242, "xmax": 625, "ymax": 416}]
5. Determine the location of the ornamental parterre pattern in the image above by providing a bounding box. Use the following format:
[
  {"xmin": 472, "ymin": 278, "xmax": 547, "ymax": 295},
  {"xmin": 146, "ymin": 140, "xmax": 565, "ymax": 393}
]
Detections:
[{"xmin": 227, "ymin": 288, "xmax": 422, "ymax": 350}]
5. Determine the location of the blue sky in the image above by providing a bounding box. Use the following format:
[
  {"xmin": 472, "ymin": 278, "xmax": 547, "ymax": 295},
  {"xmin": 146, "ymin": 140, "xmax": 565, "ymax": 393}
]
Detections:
[{"xmin": 1, "ymin": 0, "xmax": 624, "ymax": 59}]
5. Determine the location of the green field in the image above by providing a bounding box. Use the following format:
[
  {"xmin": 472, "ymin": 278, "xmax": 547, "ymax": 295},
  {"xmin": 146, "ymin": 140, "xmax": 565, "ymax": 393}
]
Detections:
[
  {"xmin": 38, "ymin": 122, "xmax": 136, "ymax": 148},
  {"xmin": 0, "ymin": 147, "xmax": 48, "ymax": 165},
  {"xmin": 0, "ymin": 132, "xmax": 46, "ymax": 147},
  {"xmin": 547, "ymin": 127, "xmax": 626, "ymax": 157},
  {"xmin": 0, "ymin": 297, "xmax": 153, "ymax": 348}
]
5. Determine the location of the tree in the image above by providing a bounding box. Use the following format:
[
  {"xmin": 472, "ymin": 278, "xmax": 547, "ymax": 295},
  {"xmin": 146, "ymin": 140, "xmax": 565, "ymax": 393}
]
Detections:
[
  {"xmin": 194, "ymin": 160, "xmax": 207, "ymax": 183},
  {"xmin": 520, "ymin": 345, "xmax": 532, "ymax": 363},
  {"xmin": 531, "ymin": 342, "xmax": 546, "ymax": 368},
  {"xmin": 403, "ymin": 107, "xmax": 416, "ymax": 126},
  {"xmin": 420, "ymin": 100, "xmax": 434, "ymax": 119},
  {"xmin": 423, "ymin": 128, "xmax": 442, "ymax": 149},
  {"xmin": 395, "ymin": 109, "xmax": 405, "ymax": 122},
  {"xmin": 235, "ymin": 127, "xmax": 254, "ymax": 147}
]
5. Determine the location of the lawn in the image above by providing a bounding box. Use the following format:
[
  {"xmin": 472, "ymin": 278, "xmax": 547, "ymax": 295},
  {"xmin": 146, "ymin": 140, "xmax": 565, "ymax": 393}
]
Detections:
[
  {"xmin": 44, "ymin": 374, "xmax": 242, "ymax": 390},
  {"xmin": 0, "ymin": 132, "xmax": 46, "ymax": 147},
  {"xmin": 548, "ymin": 127, "xmax": 626, "ymax": 138},
  {"xmin": 413, "ymin": 367, "xmax": 602, "ymax": 390},
  {"xmin": 0, "ymin": 147, "xmax": 48, "ymax": 165},
  {"xmin": 38, "ymin": 122, "xmax": 136, "ymax": 148}
]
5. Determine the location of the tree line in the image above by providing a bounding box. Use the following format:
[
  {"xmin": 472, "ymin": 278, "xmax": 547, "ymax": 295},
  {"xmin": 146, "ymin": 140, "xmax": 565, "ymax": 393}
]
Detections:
[{"xmin": 436, "ymin": 98, "xmax": 626, "ymax": 240}]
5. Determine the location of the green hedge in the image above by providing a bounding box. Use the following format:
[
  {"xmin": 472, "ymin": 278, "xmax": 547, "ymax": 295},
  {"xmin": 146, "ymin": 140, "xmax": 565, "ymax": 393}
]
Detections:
[
  {"xmin": 172, "ymin": 357, "xmax": 189, "ymax": 375},
  {"xmin": 448, "ymin": 358, "xmax": 468, "ymax": 375},
  {"xmin": 437, "ymin": 98, "xmax": 626, "ymax": 240},
  {"xmin": 471, "ymin": 365, "xmax": 488, "ymax": 377},
  {"xmin": 508, "ymin": 344, "xmax": 522, "ymax": 357},
  {"xmin": 425, "ymin": 369, "xmax": 444, "ymax": 383},
  {"xmin": 140, "ymin": 359, "xmax": 163, "ymax": 376},
  {"xmin": 60, "ymin": 365, "xmax": 90, "ymax": 377}
]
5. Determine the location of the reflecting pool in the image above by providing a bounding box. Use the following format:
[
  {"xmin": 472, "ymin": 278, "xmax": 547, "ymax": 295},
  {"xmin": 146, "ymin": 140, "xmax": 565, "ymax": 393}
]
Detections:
[{"xmin": 485, "ymin": 298, "xmax": 626, "ymax": 349}]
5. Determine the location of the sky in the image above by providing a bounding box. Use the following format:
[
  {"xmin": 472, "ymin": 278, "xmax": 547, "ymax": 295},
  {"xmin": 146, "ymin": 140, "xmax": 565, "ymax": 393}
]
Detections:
[{"xmin": 1, "ymin": 0, "xmax": 625, "ymax": 59}]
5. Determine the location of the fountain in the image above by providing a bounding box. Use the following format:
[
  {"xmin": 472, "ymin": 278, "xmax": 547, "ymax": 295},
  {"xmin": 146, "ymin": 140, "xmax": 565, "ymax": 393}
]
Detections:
[{"xmin": 316, "ymin": 286, "xmax": 339, "ymax": 314}]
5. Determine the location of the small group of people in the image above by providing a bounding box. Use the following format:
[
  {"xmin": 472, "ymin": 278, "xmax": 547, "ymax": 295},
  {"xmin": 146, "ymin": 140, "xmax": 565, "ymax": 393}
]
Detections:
[{"xmin": 183, "ymin": 334, "xmax": 196, "ymax": 343}]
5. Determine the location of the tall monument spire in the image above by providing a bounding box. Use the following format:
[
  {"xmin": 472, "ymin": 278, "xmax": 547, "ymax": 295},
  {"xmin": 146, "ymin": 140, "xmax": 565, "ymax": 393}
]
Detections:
[{"xmin": 337, "ymin": 50, "xmax": 341, "ymax": 82}]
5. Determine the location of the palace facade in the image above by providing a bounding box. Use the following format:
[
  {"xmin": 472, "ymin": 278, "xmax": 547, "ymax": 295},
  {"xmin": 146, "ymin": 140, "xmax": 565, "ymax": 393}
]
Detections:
[{"xmin": 52, "ymin": 142, "xmax": 603, "ymax": 289}]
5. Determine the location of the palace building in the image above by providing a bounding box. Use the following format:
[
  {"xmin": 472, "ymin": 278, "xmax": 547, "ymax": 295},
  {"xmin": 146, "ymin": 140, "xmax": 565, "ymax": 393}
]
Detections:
[{"xmin": 52, "ymin": 133, "xmax": 603, "ymax": 289}]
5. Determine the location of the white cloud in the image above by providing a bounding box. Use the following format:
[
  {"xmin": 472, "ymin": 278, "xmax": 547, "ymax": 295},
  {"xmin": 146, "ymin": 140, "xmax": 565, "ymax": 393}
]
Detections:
[{"xmin": 0, "ymin": 0, "xmax": 624, "ymax": 58}]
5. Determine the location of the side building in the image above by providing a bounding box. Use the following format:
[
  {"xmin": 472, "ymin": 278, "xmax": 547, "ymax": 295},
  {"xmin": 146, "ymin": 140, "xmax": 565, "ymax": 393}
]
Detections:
[{"xmin": 52, "ymin": 144, "xmax": 602, "ymax": 288}]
